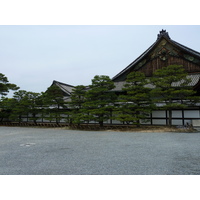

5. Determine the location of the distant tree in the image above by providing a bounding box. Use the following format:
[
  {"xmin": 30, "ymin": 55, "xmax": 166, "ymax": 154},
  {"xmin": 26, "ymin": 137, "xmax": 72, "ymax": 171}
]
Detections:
[
  {"xmin": 83, "ymin": 75, "xmax": 117, "ymax": 127},
  {"xmin": 1, "ymin": 90, "xmax": 42, "ymax": 124},
  {"xmin": 115, "ymin": 71, "xmax": 154, "ymax": 127},
  {"xmin": 42, "ymin": 85, "xmax": 66, "ymax": 124},
  {"xmin": 69, "ymin": 85, "xmax": 87, "ymax": 126},
  {"xmin": 24, "ymin": 92, "xmax": 41, "ymax": 124},
  {"xmin": 9, "ymin": 90, "xmax": 29, "ymax": 122},
  {"xmin": 0, "ymin": 97, "xmax": 15, "ymax": 121},
  {"xmin": 36, "ymin": 92, "xmax": 47, "ymax": 123},
  {"xmin": 0, "ymin": 73, "xmax": 19, "ymax": 97},
  {"xmin": 150, "ymin": 64, "xmax": 198, "ymax": 126}
]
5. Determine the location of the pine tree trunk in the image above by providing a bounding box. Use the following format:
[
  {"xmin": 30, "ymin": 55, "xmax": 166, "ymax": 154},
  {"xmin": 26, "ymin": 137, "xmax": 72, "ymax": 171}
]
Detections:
[
  {"xmin": 136, "ymin": 122, "xmax": 140, "ymax": 128},
  {"xmin": 33, "ymin": 113, "xmax": 37, "ymax": 125},
  {"xmin": 136, "ymin": 110, "xmax": 140, "ymax": 127},
  {"xmin": 99, "ymin": 121, "xmax": 104, "ymax": 127},
  {"xmin": 168, "ymin": 109, "xmax": 172, "ymax": 127}
]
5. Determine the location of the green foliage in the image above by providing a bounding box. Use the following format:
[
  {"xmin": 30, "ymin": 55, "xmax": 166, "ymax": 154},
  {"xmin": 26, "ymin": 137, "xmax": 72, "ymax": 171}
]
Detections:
[
  {"xmin": 69, "ymin": 85, "xmax": 87, "ymax": 125},
  {"xmin": 115, "ymin": 71, "xmax": 154, "ymax": 126},
  {"xmin": 23, "ymin": 92, "xmax": 41, "ymax": 123},
  {"xmin": 0, "ymin": 73, "xmax": 19, "ymax": 96},
  {"xmin": 9, "ymin": 90, "xmax": 28, "ymax": 122},
  {"xmin": 42, "ymin": 85, "xmax": 67, "ymax": 123},
  {"xmin": 0, "ymin": 73, "xmax": 20, "ymax": 121},
  {"xmin": 1, "ymin": 67, "xmax": 199, "ymax": 127},
  {"xmin": 150, "ymin": 65, "xmax": 198, "ymax": 126},
  {"xmin": 0, "ymin": 97, "xmax": 15, "ymax": 121},
  {"xmin": 8, "ymin": 90, "xmax": 41, "ymax": 123},
  {"xmin": 43, "ymin": 85, "xmax": 65, "ymax": 107},
  {"xmin": 82, "ymin": 75, "xmax": 117, "ymax": 127},
  {"xmin": 151, "ymin": 65, "xmax": 195, "ymax": 99}
]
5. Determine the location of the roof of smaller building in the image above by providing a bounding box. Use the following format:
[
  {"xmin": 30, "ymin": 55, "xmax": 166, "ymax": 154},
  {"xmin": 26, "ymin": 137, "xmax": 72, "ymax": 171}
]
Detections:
[{"xmin": 52, "ymin": 80, "xmax": 74, "ymax": 96}]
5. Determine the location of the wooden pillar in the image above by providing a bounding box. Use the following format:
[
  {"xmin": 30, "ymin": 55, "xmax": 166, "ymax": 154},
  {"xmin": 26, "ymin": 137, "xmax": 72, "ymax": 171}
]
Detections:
[
  {"xmin": 182, "ymin": 109, "xmax": 185, "ymax": 126},
  {"xmin": 166, "ymin": 110, "xmax": 168, "ymax": 126}
]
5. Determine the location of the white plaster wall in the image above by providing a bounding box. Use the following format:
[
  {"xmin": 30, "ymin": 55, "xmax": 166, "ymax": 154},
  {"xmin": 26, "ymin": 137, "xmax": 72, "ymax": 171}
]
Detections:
[
  {"xmin": 192, "ymin": 120, "xmax": 200, "ymax": 126},
  {"xmin": 112, "ymin": 120, "xmax": 123, "ymax": 124},
  {"xmin": 152, "ymin": 119, "xmax": 166, "ymax": 125},
  {"xmin": 152, "ymin": 111, "xmax": 166, "ymax": 118},
  {"xmin": 172, "ymin": 120, "xmax": 183, "ymax": 125},
  {"xmin": 172, "ymin": 111, "xmax": 182, "ymax": 118},
  {"xmin": 184, "ymin": 110, "xmax": 199, "ymax": 118}
]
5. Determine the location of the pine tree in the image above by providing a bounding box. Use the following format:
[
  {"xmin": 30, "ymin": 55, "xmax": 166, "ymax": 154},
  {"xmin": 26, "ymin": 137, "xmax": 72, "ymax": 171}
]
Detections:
[
  {"xmin": 0, "ymin": 73, "xmax": 19, "ymax": 97},
  {"xmin": 83, "ymin": 75, "xmax": 117, "ymax": 127},
  {"xmin": 24, "ymin": 92, "xmax": 41, "ymax": 124},
  {"xmin": 10, "ymin": 90, "xmax": 29, "ymax": 122},
  {"xmin": 0, "ymin": 97, "xmax": 15, "ymax": 121},
  {"xmin": 1, "ymin": 90, "xmax": 43, "ymax": 124},
  {"xmin": 115, "ymin": 71, "xmax": 154, "ymax": 127},
  {"xmin": 69, "ymin": 85, "xmax": 87, "ymax": 125},
  {"xmin": 150, "ymin": 65, "xmax": 198, "ymax": 126},
  {"xmin": 43, "ymin": 85, "xmax": 66, "ymax": 124}
]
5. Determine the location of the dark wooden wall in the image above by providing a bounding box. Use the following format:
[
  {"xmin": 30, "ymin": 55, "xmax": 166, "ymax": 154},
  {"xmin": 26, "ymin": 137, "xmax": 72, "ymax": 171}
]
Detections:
[{"xmin": 137, "ymin": 56, "xmax": 200, "ymax": 77}]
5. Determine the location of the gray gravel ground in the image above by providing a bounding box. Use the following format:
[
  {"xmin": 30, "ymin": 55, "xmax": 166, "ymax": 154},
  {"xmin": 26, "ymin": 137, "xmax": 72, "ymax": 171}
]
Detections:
[{"xmin": 0, "ymin": 126, "xmax": 200, "ymax": 175}]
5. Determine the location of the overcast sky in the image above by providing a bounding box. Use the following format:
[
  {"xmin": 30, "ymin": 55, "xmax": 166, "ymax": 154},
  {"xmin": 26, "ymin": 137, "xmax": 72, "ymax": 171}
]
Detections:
[{"xmin": 1, "ymin": 25, "xmax": 200, "ymax": 96}]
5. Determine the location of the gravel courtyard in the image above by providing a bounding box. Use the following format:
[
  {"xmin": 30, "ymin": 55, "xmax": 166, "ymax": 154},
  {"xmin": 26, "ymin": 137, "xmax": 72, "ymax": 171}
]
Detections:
[{"xmin": 0, "ymin": 126, "xmax": 200, "ymax": 175}]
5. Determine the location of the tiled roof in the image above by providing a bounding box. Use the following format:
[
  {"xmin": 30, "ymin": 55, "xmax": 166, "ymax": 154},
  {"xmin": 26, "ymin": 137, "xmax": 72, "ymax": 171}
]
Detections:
[
  {"xmin": 52, "ymin": 80, "xmax": 74, "ymax": 96},
  {"xmin": 112, "ymin": 74, "xmax": 200, "ymax": 91},
  {"xmin": 112, "ymin": 81, "xmax": 126, "ymax": 91},
  {"xmin": 172, "ymin": 74, "xmax": 200, "ymax": 87},
  {"xmin": 112, "ymin": 30, "xmax": 200, "ymax": 82}
]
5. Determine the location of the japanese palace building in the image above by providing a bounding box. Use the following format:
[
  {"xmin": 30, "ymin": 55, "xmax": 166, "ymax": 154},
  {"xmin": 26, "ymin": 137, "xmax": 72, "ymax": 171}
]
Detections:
[{"xmin": 52, "ymin": 30, "xmax": 200, "ymax": 126}]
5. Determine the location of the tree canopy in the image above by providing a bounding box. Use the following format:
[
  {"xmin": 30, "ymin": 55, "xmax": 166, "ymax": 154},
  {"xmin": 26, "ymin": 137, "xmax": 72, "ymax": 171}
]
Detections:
[
  {"xmin": 0, "ymin": 68, "xmax": 199, "ymax": 127},
  {"xmin": 69, "ymin": 85, "xmax": 87, "ymax": 125},
  {"xmin": 150, "ymin": 64, "xmax": 198, "ymax": 126},
  {"xmin": 0, "ymin": 73, "xmax": 19, "ymax": 97},
  {"xmin": 115, "ymin": 71, "xmax": 154, "ymax": 126},
  {"xmin": 82, "ymin": 75, "xmax": 117, "ymax": 127},
  {"xmin": 42, "ymin": 85, "xmax": 67, "ymax": 124}
]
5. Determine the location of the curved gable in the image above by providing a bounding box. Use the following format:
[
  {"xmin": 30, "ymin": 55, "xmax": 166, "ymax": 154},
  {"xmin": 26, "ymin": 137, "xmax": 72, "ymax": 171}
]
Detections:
[{"xmin": 112, "ymin": 30, "xmax": 200, "ymax": 81}]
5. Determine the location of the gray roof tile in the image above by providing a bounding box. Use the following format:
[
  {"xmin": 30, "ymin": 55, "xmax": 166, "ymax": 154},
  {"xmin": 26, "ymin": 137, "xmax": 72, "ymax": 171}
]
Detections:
[{"xmin": 52, "ymin": 80, "xmax": 74, "ymax": 96}]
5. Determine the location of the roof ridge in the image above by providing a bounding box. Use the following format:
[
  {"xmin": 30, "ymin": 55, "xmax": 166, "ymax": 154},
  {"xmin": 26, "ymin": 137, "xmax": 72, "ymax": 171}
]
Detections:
[
  {"xmin": 112, "ymin": 36, "xmax": 164, "ymax": 81},
  {"xmin": 112, "ymin": 31, "xmax": 200, "ymax": 81},
  {"xmin": 157, "ymin": 29, "xmax": 171, "ymax": 40},
  {"xmin": 52, "ymin": 80, "xmax": 75, "ymax": 96},
  {"xmin": 53, "ymin": 80, "xmax": 74, "ymax": 88}
]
